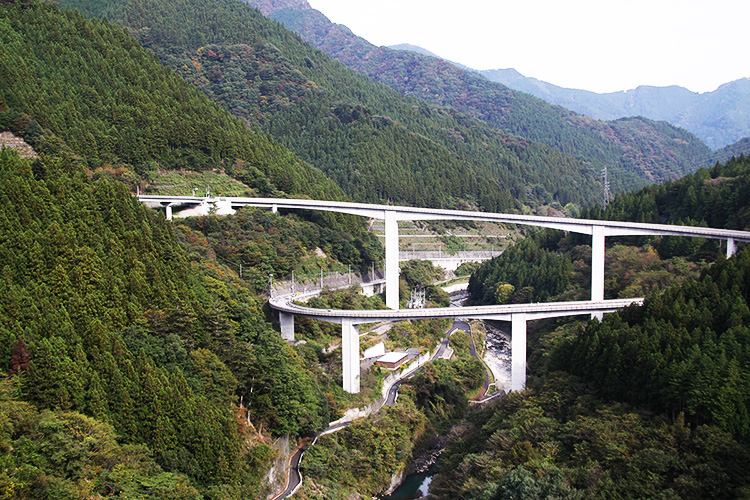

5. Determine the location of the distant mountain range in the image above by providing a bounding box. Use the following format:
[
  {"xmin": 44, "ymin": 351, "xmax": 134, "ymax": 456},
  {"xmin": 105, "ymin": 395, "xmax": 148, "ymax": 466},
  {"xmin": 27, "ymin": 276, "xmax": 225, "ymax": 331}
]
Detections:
[
  {"xmin": 257, "ymin": 0, "xmax": 721, "ymax": 190},
  {"xmin": 478, "ymin": 69, "xmax": 750, "ymax": 151},
  {"xmin": 256, "ymin": 0, "xmax": 749, "ymax": 157}
]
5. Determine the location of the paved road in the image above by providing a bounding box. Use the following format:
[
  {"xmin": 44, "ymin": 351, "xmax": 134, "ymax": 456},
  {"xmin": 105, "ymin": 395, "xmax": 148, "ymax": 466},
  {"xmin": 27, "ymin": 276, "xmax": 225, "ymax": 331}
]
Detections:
[
  {"xmin": 272, "ymin": 319, "xmax": 487, "ymax": 497},
  {"xmin": 450, "ymin": 319, "xmax": 492, "ymax": 397},
  {"xmin": 386, "ymin": 381, "xmax": 401, "ymax": 406},
  {"xmin": 270, "ymin": 440, "xmax": 308, "ymax": 500}
]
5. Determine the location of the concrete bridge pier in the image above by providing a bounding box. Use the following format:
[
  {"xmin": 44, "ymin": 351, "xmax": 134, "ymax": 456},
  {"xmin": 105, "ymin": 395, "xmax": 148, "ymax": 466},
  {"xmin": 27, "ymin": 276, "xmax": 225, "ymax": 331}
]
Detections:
[
  {"xmin": 341, "ymin": 318, "xmax": 361, "ymax": 393},
  {"xmin": 165, "ymin": 204, "xmax": 173, "ymax": 221},
  {"xmin": 591, "ymin": 226, "xmax": 606, "ymax": 320},
  {"xmin": 728, "ymin": 237, "xmax": 737, "ymax": 258},
  {"xmin": 510, "ymin": 313, "xmax": 527, "ymax": 392},
  {"xmin": 279, "ymin": 312, "xmax": 295, "ymax": 342},
  {"xmin": 385, "ymin": 210, "xmax": 400, "ymax": 310}
]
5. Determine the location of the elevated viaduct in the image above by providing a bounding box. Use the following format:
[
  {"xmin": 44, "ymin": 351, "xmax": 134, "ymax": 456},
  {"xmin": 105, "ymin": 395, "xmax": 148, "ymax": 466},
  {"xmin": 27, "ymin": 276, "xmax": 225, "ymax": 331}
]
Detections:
[{"xmin": 138, "ymin": 195, "xmax": 750, "ymax": 393}]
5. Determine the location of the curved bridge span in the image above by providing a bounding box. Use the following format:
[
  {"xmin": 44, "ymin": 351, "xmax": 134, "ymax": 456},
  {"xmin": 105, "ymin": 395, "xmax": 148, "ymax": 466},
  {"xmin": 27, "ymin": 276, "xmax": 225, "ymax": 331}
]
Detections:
[
  {"xmin": 137, "ymin": 195, "xmax": 750, "ymax": 394},
  {"xmin": 271, "ymin": 296, "xmax": 644, "ymax": 393},
  {"xmin": 139, "ymin": 195, "xmax": 750, "ymax": 309}
]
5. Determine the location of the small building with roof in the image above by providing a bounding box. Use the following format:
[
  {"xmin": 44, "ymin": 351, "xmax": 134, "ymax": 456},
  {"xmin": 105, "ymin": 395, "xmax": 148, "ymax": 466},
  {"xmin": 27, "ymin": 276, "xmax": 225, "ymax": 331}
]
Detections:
[{"xmin": 375, "ymin": 351, "xmax": 409, "ymax": 369}]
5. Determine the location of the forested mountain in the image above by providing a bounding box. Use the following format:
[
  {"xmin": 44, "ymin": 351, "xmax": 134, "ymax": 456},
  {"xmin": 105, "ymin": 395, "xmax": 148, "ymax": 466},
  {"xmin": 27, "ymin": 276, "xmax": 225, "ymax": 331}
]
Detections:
[
  {"xmin": 0, "ymin": 1, "xmax": 344, "ymax": 202},
  {"xmin": 715, "ymin": 138, "xmax": 750, "ymax": 165},
  {"xmin": 481, "ymin": 69, "xmax": 750, "ymax": 151},
  {"xmin": 56, "ymin": 0, "xmax": 606, "ymax": 213},
  {"xmin": 4, "ymin": 0, "xmax": 749, "ymax": 497},
  {"xmin": 448, "ymin": 158, "xmax": 750, "ymax": 500},
  {"xmin": 258, "ymin": 0, "xmax": 713, "ymax": 192},
  {"xmin": 0, "ymin": 144, "xmax": 336, "ymax": 496},
  {"xmin": 0, "ymin": 2, "xmax": 386, "ymax": 495},
  {"xmin": 0, "ymin": 0, "xmax": 385, "ymax": 261}
]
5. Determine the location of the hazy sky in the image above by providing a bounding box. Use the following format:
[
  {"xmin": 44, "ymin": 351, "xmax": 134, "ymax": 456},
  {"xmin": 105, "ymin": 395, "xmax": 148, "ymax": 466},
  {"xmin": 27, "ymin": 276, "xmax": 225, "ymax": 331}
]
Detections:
[{"xmin": 305, "ymin": 0, "xmax": 748, "ymax": 94}]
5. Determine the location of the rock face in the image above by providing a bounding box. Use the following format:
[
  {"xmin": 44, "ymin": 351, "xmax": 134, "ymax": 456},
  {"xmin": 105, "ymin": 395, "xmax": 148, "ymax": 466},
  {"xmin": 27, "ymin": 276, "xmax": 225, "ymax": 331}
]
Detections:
[
  {"xmin": 407, "ymin": 435, "xmax": 446, "ymax": 475},
  {"xmin": 0, "ymin": 132, "xmax": 38, "ymax": 159},
  {"xmin": 383, "ymin": 467, "xmax": 407, "ymax": 495}
]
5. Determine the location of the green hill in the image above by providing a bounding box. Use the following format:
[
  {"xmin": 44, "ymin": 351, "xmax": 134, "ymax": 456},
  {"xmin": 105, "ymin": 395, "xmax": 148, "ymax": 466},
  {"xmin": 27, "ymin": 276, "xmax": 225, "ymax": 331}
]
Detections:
[
  {"xmin": 441, "ymin": 157, "xmax": 750, "ymax": 500},
  {"xmin": 0, "ymin": 143, "xmax": 338, "ymax": 496},
  {"xmin": 57, "ymin": 0, "xmax": 605, "ymax": 212},
  {"xmin": 0, "ymin": 0, "xmax": 342, "ymax": 201}
]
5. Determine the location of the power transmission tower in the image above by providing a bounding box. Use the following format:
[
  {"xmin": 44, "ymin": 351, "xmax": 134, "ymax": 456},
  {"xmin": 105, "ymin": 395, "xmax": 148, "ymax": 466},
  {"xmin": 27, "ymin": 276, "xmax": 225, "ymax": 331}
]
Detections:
[{"xmin": 602, "ymin": 167, "xmax": 611, "ymax": 207}]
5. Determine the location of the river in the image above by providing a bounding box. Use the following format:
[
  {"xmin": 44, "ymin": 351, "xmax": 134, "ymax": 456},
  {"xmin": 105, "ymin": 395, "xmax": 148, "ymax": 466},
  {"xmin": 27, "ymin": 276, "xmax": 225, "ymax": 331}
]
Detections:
[
  {"xmin": 380, "ymin": 471, "xmax": 432, "ymax": 500},
  {"xmin": 380, "ymin": 320, "xmax": 511, "ymax": 499},
  {"xmin": 483, "ymin": 320, "xmax": 512, "ymax": 392}
]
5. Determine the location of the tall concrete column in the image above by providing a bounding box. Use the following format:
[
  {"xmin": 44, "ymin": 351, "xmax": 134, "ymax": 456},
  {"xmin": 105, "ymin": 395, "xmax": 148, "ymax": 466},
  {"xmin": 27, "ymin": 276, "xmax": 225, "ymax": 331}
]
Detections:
[
  {"xmin": 341, "ymin": 318, "xmax": 360, "ymax": 393},
  {"xmin": 384, "ymin": 211, "xmax": 400, "ymax": 310},
  {"xmin": 591, "ymin": 226, "xmax": 606, "ymax": 302},
  {"xmin": 591, "ymin": 226, "xmax": 606, "ymax": 320},
  {"xmin": 165, "ymin": 205, "xmax": 173, "ymax": 221},
  {"xmin": 727, "ymin": 237, "xmax": 737, "ymax": 258},
  {"xmin": 511, "ymin": 313, "xmax": 527, "ymax": 392},
  {"xmin": 279, "ymin": 312, "xmax": 295, "ymax": 342}
]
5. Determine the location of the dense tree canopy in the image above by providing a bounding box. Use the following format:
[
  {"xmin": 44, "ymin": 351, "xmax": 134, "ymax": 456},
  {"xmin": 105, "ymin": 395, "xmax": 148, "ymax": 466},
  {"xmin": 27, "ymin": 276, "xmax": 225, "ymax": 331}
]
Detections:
[
  {"xmin": 0, "ymin": 0, "xmax": 343, "ymax": 201},
  {"xmin": 0, "ymin": 146, "xmax": 330, "ymax": 497}
]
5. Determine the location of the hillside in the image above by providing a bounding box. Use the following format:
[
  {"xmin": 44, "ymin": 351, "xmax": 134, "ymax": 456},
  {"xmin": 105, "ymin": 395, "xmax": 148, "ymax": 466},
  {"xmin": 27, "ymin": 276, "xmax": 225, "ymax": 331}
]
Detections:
[
  {"xmin": 449, "ymin": 156, "xmax": 750, "ymax": 499},
  {"xmin": 57, "ymin": 0, "xmax": 610, "ymax": 212},
  {"xmin": 0, "ymin": 0, "xmax": 393, "ymax": 267},
  {"xmin": 481, "ymin": 68, "xmax": 750, "ymax": 151},
  {"xmin": 715, "ymin": 138, "xmax": 750, "ymax": 165},
  {"xmin": 583, "ymin": 154, "xmax": 750, "ymax": 233},
  {"xmin": 260, "ymin": 1, "xmax": 712, "ymax": 191},
  {"xmin": 0, "ymin": 142, "xmax": 341, "ymax": 496},
  {"xmin": 0, "ymin": 0, "xmax": 344, "ymax": 202}
]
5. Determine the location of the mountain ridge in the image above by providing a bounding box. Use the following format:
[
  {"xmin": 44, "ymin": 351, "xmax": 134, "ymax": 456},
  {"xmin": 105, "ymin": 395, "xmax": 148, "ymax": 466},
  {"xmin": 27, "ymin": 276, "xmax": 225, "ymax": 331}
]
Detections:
[
  {"xmin": 57, "ymin": 0, "xmax": 616, "ymax": 212},
  {"xmin": 479, "ymin": 69, "xmax": 750, "ymax": 150},
  {"xmin": 260, "ymin": 2, "xmax": 714, "ymax": 190}
]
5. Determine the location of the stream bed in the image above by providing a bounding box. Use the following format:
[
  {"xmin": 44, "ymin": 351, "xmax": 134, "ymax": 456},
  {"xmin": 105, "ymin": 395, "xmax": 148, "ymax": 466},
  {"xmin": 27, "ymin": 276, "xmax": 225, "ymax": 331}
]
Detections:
[
  {"xmin": 483, "ymin": 320, "xmax": 512, "ymax": 392},
  {"xmin": 380, "ymin": 320, "xmax": 511, "ymax": 499}
]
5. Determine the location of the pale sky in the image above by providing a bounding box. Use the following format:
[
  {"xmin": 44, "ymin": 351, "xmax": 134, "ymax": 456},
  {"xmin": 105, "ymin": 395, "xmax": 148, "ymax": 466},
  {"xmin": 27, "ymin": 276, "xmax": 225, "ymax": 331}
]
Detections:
[{"xmin": 305, "ymin": 0, "xmax": 748, "ymax": 94}]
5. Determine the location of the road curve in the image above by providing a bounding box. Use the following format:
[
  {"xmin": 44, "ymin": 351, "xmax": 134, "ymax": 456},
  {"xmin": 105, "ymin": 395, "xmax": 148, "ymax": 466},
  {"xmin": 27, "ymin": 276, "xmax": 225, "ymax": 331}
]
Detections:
[
  {"xmin": 138, "ymin": 195, "xmax": 750, "ymax": 243},
  {"xmin": 270, "ymin": 296, "xmax": 644, "ymax": 323}
]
